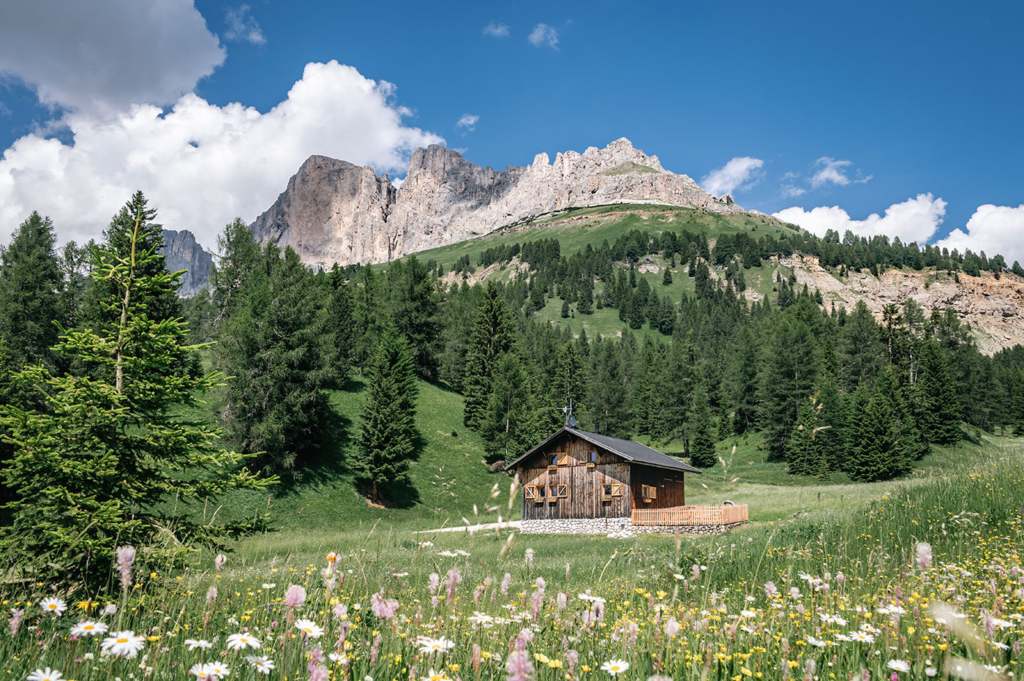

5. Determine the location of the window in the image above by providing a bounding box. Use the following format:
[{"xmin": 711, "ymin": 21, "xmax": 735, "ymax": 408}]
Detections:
[
  {"xmin": 548, "ymin": 484, "xmax": 568, "ymax": 499},
  {"xmin": 602, "ymin": 483, "xmax": 623, "ymax": 499},
  {"xmin": 641, "ymin": 485, "xmax": 657, "ymax": 502},
  {"xmin": 548, "ymin": 453, "xmax": 559, "ymax": 469},
  {"xmin": 586, "ymin": 451, "xmax": 598, "ymax": 467},
  {"xmin": 525, "ymin": 485, "xmax": 546, "ymax": 502}
]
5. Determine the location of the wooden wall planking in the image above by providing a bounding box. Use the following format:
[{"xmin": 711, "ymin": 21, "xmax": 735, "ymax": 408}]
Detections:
[{"xmin": 518, "ymin": 432, "xmax": 632, "ymax": 520}]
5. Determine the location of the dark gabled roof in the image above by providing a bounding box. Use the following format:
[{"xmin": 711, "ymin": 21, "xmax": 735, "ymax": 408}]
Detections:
[{"xmin": 506, "ymin": 427, "xmax": 702, "ymax": 474}]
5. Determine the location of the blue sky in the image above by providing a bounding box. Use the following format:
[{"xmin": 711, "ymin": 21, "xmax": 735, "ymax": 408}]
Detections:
[{"xmin": 1, "ymin": 0, "xmax": 1022, "ymax": 259}]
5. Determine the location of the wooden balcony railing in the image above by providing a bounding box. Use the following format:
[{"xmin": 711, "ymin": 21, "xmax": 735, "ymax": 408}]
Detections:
[{"xmin": 631, "ymin": 504, "xmax": 749, "ymax": 527}]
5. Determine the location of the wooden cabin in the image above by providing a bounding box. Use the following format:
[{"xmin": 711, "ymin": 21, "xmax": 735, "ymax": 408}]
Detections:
[{"xmin": 505, "ymin": 426, "xmax": 703, "ymax": 522}]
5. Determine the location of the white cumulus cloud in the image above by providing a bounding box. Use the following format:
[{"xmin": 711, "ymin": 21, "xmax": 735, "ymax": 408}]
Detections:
[
  {"xmin": 0, "ymin": 61, "xmax": 444, "ymax": 250},
  {"xmin": 483, "ymin": 21, "xmax": 510, "ymax": 38},
  {"xmin": 528, "ymin": 24, "xmax": 559, "ymax": 49},
  {"xmin": 937, "ymin": 204, "xmax": 1024, "ymax": 263},
  {"xmin": 0, "ymin": 0, "xmax": 225, "ymax": 116},
  {"xmin": 809, "ymin": 156, "xmax": 872, "ymax": 189},
  {"xmin": 700, "ymin": 157, "xmax": 764, "ymax": 197},
  {"xmin": 773, "ymin": 193, "xmax": 947, "ymax": 244},
  {"xmin": 224, "ymin": 5, "xmax": 266, "ymax": 45},
  {"xmin": 456, "ymin": 114, "xmax": 479, "ymax": 132}
]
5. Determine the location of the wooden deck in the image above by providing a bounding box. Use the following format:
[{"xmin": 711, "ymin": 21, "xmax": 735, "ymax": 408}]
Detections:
[{"xmin": 631, "ymin": 504, "xmax": 749, "ymax": 526}]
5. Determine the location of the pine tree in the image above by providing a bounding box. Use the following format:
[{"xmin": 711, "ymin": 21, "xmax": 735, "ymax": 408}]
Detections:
[
  {"xmin": 787, "ymin": 397, "xmax": 828, "ymax": 477},
  {"xmin": 662, "ymin": 266, "xmax": 673, "ymax": 285},
  {"xmin": 729, "ymin": 327, "xmax": 760, "ymax": 434},
  {"xmin": 80, "ymin": 192, "xmax": 181, "ymax": 331},
  {"xmin": 914, "ymin": 339, "xmax": 961, "ymax": 444},
  {"xmin": 561, "ymin": 299, "xmax": 570, "ymax": 318},
  {"xmin": 481, "ymin": 353, "xmax": 538, "ymax": 463},
  {"xmin": 463, "ymin": 282, "xmax": 518, "ymax": 430},
  {"xmin": 588, "ymin": 339, "xmax": 631, "ymax": 437},
  {"xmin": 216, "ymin": 243, "xmax": 337, "ymax": 471},
  {"xmin": 353, "ymin": 326, "xmax": 418, "ymax": 502},
  {"xmin": 577, "ymin": 277, "xmax": 594, "ymax": 314},
  {"xmin": 386, "ymin": 256, "xmax": 440, "ymax": 379},
  {"xmin": 688, "ymin": 384, "xmax": 717, "ymax": 468},
  {"xmin": 846, "ymin": 389, "xmax": 898, "ymax": 482},
  {"xmin": 0, "ymin": 212, "xmax": 271, "ymax": 587},
  {"xmin": 551, "ymin": 341, "xmax": 588, "ymax": 421},
  {"xmin": 0, "ymin": 212, "xmax": 65, "ymax": 369},
  {"xmin": 210, "ymin": 218, "xmax": 261, "ymax": 324}
]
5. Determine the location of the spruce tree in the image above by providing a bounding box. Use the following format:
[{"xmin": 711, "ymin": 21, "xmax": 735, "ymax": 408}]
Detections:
[
  {"xmin": 0, "ymin": 212, "xmax": 271, "ymax": 587},
  {"xmin": 561, "ymin": 299, "xmax": 570, "ymax": 318},
  {"xmin": 551, "ymin": 341, "xmax": 588, "ymax": 421},
  {"xmin": 210, "ymin": 218, "xmax": 261, "ymax": 324},
  {"xmin": 787, "ymin": 397, "xmax": 828, "ymax": 477},
  {"xmin": 480, "ymin": 353, "xmax": 538, "ymax": 464},
  {"xmin": 847, "ymin": 389, "xmax": 897, "ymax": 482},
  {"xmin": 0, "ymin": 212, "xmax": 65, "ymax": 369},
  {"xmin": 688, "ymin": 384, "xmax": 717, "ymax": 468},
  {"xmin": 463, "ymin": 282, "xmax": 517, "ymax": 430},
  {"xmin": 80, "ymin": 192, "xmax": 181, "ymax": 331},
  {"xmin": 915, "ymin": 339, "xmax": 961, "ymax": 444},
  {"xmin": 353, "ymin": 325, "xmax": 418, "ymax": 502},
  {"xmin": 588, "ymin": 339, "xmax": 631, "ymax": 437},
  {"xmin": 662, "ymin": 266, "xmax": 673, "ymax": 285},
  {"xmin": 216, "ymin": 243, "xmax": 337, "ymax": 471}
]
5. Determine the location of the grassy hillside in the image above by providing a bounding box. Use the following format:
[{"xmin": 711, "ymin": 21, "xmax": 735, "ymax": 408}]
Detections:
[
  {"xmin": 203, "ymin": 376, "xmax": 502, "ymax": 540},
  {"xmin": 409, "ymin": 203, "xmax": 798, "ymax": 272},
  {"xmin": 202, "ymin": 362, "xmax": 1013, "ymax": 544}
]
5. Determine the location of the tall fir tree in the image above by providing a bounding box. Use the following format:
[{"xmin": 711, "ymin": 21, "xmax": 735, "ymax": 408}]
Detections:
[
  {"xmin": 588, "ymin": 339, "xmax": 631, "ymax": 437},
  {"xmin": 210, "ymin": 218, "xmax": 262, "ymax": 325},
  {"xmin": 914, "ymin": 339, "xmax": 961, "ymax": 445},
  {"xmin": 80, "ymin": 192, "xmax": 181, "ymax": 331},
  {"xmin": 463, "ymin": 282, "xmax": 518, "ymax": 430},
  {"xmin": 0, "ymin": 212, "xmax": 271, "ymax": 586},
  {"xmin": 216, "ymin": 243, "xmax": 337, "ymax": 471},
  {"xmin": 550, "ymin": 341, "xmax": 588, "ymax": 426},
  {"xmin": 481, "ymin": 352, "xmax": 538, "ymax": 463},
  {"xmin": 353, "ymin": 326, "xmax": 419, "ymax": 502},
  {"xmin": 688, "ymin": 383, "xmax": 717, "ymax": 469},
  {"xmin": 787, "ymin": 396, "xmax": 828, "ymax": 477},
  {"xmin": 0, "ymin": 212, "xmax": 65, "ymax": 369}
]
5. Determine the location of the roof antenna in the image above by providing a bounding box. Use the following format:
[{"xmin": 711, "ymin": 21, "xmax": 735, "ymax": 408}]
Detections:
[{"xmin": 562, "ymin": 398, "xmax": 578, "ymax": 429}]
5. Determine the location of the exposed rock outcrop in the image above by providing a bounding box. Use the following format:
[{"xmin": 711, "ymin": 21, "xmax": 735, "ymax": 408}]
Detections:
[
  {"xmin": 161, "ymin": 229, "xmax": 213, "ymax": 296},
  {"xmin": 774, "ymin": 254, "xmax": 1024, "ymax": 355},
  {"xmin": 251, "ymin": 138, "xmax": 744, "ymax": 267}
]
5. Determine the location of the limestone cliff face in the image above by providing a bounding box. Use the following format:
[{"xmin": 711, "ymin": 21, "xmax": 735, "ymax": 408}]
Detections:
[
  {"xmin": 161, "ymin": 229, "xmax": 213, "ymax": 296},
  {"xmin": 773, "ymin": 254, "xmax": 1024, "ymax": 355},
  {"xmin": 251, "ymin": 138, "xmax": 743, "ymax": 267}
]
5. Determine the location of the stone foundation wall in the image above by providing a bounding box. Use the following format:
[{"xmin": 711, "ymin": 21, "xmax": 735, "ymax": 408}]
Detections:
[{"xmin": 520, "ymin": 518, "xmax": 746, "ymax": 536}]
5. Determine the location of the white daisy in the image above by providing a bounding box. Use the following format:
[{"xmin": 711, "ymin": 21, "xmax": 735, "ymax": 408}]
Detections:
[
  {"xmin": 27, "ymin": 669, "xmax": 63, "ymax": 681},
  {"xmin": 601, "ymin": 659, "xmax": 630, "ymax": 676},
  {"xmin": 39, "ymin": 598, "xmax": 67, "ymax": 616},
  {"xmin": 294, "ymin": 618, "xmax": 324, "ymax": 638},
  {"xmin": 884, "ymin": 655, "xmax": 909, "ymax": 671},
  {"xmin": 226, "ymin": 633, "xmax": 261, "ymax": 650},
  {"xmin": 70, "ymin": 620, "xmax": 108, "ymax": 637},
  {"xmin": 185, "ymin": 638, "xmax": 213, "ymax": 650},
  {"xmin": 100, "ymin": 630, "xmax": 146, "ymax": 658},
  {"xmin": 246, "ymin": 656, "xmax": 275, "ymax": 675},
  {"xmin": 417, "ymin": 636, "xmax": 456, "ymax": 654}
]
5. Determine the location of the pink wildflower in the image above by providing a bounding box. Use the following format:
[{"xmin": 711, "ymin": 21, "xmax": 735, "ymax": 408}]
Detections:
[
  {"xmin": 9, "ymin": 609, "xmax": 24, "ymax": 637},
  {"xmin": 116, "ymin": 545, "xmax": 136, "ymax": 590},
  {"xmin": 501, "ymin": 573, "xmax": 512, "ymax": 596},
  {"xmin": 206, "ymin": 587, "xmax": 217, "ymax": 606},
  {"xmin": 665, "ymin": 616, "xmax": 680, "ymax": 637},
  {"xmin": 284, "ymin": 584, "xmax": 307, "ymax": 609},
  {"xmin": 371, "ymin": 591, "xmax": 399, "ymax": 620},
  {"xmin": 505, "ymin": 650, "xmax": 534, "ymax": 681},
  {"xmin": 916, "ymin": 542, "xmax": 933, "ymax": 571},
  {"xmin": 215, "ymin": 554, "xmax": 226, "ymax": 571}
]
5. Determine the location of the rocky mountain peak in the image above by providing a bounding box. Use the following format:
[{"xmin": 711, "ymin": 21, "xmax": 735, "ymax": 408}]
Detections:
[
  {"xmin": 251, "ymin": 138, "xmax": 742, "ymax": 267},
  {"xmin": 161, "ymin": 229, "xmax": 213, "ymax": 296}
]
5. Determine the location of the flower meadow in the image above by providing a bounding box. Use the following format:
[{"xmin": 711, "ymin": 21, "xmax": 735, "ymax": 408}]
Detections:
[{"xmin": 3, "ymin": 455, "xmax": 1024, "ymax": 681}]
